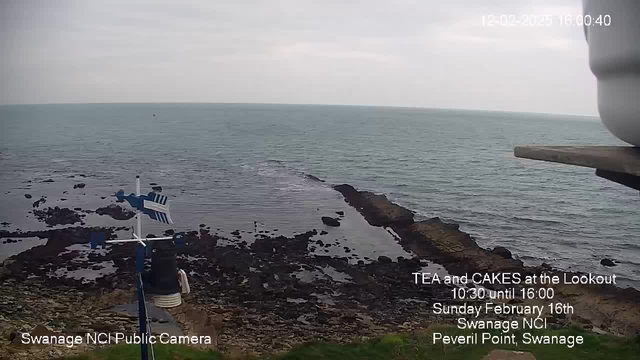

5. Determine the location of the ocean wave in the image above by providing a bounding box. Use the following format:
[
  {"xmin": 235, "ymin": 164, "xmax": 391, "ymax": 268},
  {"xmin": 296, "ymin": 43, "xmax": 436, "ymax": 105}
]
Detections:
[
  {"xmin": 510, "ymin": 215, "xmax": 567, "ymax": 226},
  {"xmin": 253, "ymin": 161, "xmax": 330, "ymax": 193}
]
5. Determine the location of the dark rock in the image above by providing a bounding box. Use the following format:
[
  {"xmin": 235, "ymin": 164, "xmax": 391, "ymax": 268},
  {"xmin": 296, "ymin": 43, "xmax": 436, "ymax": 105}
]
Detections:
[
  {"xmin": 377, "ymin": 256, "xmax": 392, "ymax": 264},
  {"xmin": 24, "ymin": 194, "xmax": 32, "ymax": 199},
  {"xmin": 333, "ymin": 184, "xmax": 414, "ymax": 227},
  {"xmin": 32, "ymin": 196, "xmax": 47, "ymax": 208},
  {"xmin": 199, "ymin": 224, "xmax": 206, "ymax": 228},
  {"xmin": 336, "ymin": 211, "xmax": 344, "ymax": 216},
  {"xmin": 149, "ymin": 183, "xmax": 158, "ymax": 186},
  {"xmin": 152, "ymin": 186, "xmax": 162, "ymax": 192},
  {"xmin": 95, "ymin": 204, "xmax": 136, "ymax": 220},
  {"xmin": 319, "ymin": 230, "xmax": 328, "ymax": 236},
  {"xmin": 231, "ymin": 230, "xmax": 240, "ymax": 236},
  {"xmin": 73, "ymin": 183, "xmax": 86, "ymax": 189},
  {"xmin": 600, "ymin": 258, "xmax": 616, "ymax": 267},
  {"xmin": 492, "ymin": 246, "xmax": 512, "ymax": 260},
  {"xmin": 402, "ymin": 217, "xmax": 523, "ymax": 274},
  {"xmin": 42, "ymin": 179, "xmax": 54, "ymax": 183},
  {"xmin": 321, "ymin": 217, "xmax": 341, "ymax": 227},
  {"xmin": 32, "ymin": 207, "xmax": 82, "ymax": 226}
]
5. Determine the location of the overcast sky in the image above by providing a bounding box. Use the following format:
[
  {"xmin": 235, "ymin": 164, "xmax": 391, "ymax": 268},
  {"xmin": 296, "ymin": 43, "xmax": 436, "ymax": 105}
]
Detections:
[{"xmin": 0, "ymin": 0, "xmax": 597, "ymax": 115}]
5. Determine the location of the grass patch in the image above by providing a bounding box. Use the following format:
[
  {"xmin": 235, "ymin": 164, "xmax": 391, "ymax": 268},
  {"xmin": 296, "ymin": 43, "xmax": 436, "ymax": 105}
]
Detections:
[
  {"xmin": 271, "ymin": 327, "xmax": 640, "ymax": 360},
  {"xmin": 63, "ymin": 343, "xmax": 223, "ymax": 360},
  {"xmin": 63, "ymin": 327, "xmax": 640, "ymax": 360}
]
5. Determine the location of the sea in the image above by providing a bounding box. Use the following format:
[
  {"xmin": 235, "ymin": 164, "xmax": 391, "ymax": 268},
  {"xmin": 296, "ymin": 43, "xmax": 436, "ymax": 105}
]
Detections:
[{"xmin": 0, "ymin": 103, "xmax": 638, "ymax": 288}]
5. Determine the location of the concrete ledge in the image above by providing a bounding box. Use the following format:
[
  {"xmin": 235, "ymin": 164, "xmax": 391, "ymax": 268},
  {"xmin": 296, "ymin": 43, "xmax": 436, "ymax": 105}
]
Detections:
[{"xmin": 514, "ymin": 145, "xmax": 640, "ymax": 176}]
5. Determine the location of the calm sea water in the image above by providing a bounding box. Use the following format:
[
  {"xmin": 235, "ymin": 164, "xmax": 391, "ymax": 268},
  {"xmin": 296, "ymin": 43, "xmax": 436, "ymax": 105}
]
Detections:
[{"xmin": 0, "ymin": 104, "xmax": 638, "ymax": 287}]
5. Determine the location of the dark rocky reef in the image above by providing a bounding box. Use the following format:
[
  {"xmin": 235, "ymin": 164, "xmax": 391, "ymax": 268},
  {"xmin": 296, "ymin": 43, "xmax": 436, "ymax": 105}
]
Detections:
[
  {"xmin": 333, "ymin": 184, "xmax": 522, "ymax": 275},
  {"xmin": 332, "ymin": 183, "xmax": 640, "ymax": 336},
  {"xmin": 32, "ymin": 207, "xmax": 82, "ymax": 226},
  {"xmin": 0, "ymin": 224, "xmax": 452, "ymax": 354}
]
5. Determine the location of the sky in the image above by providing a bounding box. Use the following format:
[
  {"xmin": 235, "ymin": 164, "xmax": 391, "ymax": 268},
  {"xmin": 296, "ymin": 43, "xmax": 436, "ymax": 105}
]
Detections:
[{"xmin": 0, "ymin": 0, "xmax": 598, "ymax": 115}]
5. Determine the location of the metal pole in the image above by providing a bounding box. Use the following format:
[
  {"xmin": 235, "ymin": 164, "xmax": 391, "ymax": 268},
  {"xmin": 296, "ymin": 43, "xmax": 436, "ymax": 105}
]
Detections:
[
  {"xmin": 135, "ymin": 175, "xmax": 149, "ymax": 360},
  {"xmin": 136, "ymin": 176, "xmax": 142, "ymax": 240},
  {"xmin": 136, "ymin": 247, "xmax": 148, "ymax": 360}
]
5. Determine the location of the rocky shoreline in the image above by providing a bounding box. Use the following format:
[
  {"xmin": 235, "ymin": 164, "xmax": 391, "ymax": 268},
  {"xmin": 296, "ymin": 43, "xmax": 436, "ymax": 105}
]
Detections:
[
  {"xmin": 1, "ymin": 182, "xmax": 639, "ymax": 358},
  {"xmin": 332, "ymin": 183, "xmax": 640, "ymax": 337}
]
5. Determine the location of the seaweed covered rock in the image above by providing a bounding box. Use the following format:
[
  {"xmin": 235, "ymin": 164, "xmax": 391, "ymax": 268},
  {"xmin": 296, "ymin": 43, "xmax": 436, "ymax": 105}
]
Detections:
[{"xmin": 32, "ymin": 207, "xmax": 81, "ymax": 226}]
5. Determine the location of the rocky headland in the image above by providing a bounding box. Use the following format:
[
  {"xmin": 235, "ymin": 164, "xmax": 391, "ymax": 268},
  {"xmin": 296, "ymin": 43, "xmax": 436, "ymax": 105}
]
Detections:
[{"xmin": 0, "ymin": 181, "xmax": 639, "ymax": 359}]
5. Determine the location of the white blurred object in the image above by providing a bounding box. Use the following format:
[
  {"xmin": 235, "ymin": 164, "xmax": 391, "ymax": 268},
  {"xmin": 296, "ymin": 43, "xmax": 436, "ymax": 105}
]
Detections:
[
  {"xmin": 584, "ymin": 0, "xmax": 640, "ymax": 146},
  {"xmin": 153, "ymin": 292, "xmax": 182, "ymax": 308},
  {"xmin": 178, "ymin": 269, "xmax": 190, "ymax": 294}
]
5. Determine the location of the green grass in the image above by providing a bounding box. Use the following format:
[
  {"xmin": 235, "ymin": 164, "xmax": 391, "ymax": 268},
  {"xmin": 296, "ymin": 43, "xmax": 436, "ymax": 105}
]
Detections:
[
  {"xmin": 269, "ymin": 327, "xmax": 640, "ymax": 360},
  {"xmin": 63, "ymin": 327, "xmax": 640, "ymax": 360},
  {"xmin": 63, "ymin": 343, "xmax": 223, "ymax": 360}
]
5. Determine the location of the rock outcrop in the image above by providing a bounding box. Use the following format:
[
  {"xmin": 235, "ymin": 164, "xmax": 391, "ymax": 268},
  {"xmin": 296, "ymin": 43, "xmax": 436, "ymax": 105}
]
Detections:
[
  {"xmin": 32, "ymin": 207, "xmax": 82, "ymax": 226},
  {"xmin": 397, "ymin": 217, "xmax": 523, "ymax": 274},
  {"xmin": 333, "ymin": 184, "xmax": 521, "ymax": 274},
  {"xmin": 321, "ymin": 216, "xmax": 341, "ymax": 227},
  {"xmin": 333, "ymin": 184, "xmax": 414, "ymax": 227},
  {"xmin": 600, "ymin": 258, "xmax": 616, "ymax": 267}
]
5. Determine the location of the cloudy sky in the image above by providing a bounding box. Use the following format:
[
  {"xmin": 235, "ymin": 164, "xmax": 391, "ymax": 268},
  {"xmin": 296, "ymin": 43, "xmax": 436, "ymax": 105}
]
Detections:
[{"xmin": 1, "ymin": 0, "xmax": 597, "ymax": 114}]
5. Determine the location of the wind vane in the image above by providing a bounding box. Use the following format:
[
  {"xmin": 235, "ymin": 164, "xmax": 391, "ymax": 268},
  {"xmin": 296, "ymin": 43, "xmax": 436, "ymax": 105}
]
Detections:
[
  {"xmin": 115, "ymin": 190, "xmax": 172, "ymax": 225},
  {"xmin": 90, "ymin": 175, "xmax": 188, "ymax": 360}
]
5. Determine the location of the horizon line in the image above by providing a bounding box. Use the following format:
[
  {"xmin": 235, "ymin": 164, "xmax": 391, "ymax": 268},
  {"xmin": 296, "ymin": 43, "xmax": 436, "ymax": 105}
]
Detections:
[{"xmin": 0, "ymin": 101, "xmax": 600, "ymax": 118}]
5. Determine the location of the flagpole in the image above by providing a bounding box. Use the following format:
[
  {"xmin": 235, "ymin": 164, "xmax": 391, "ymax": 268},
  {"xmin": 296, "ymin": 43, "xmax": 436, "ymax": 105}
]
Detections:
[
  {"xmin": 90, "ymin": 176, "xmax": 185, "ymax": 360},
  {"xmin": 135, "ymin": 175, "xmax": 149, "ymax": 360},
  {"xmin": 136, "ymin": 175, "xmax": 142, "ymax": 240}
]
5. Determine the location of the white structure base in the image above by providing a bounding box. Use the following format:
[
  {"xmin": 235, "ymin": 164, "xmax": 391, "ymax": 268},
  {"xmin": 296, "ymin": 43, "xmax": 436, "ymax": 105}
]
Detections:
[{"xmin": 153, "ymin": 293, "xmax": 182, "ymax": 308}]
